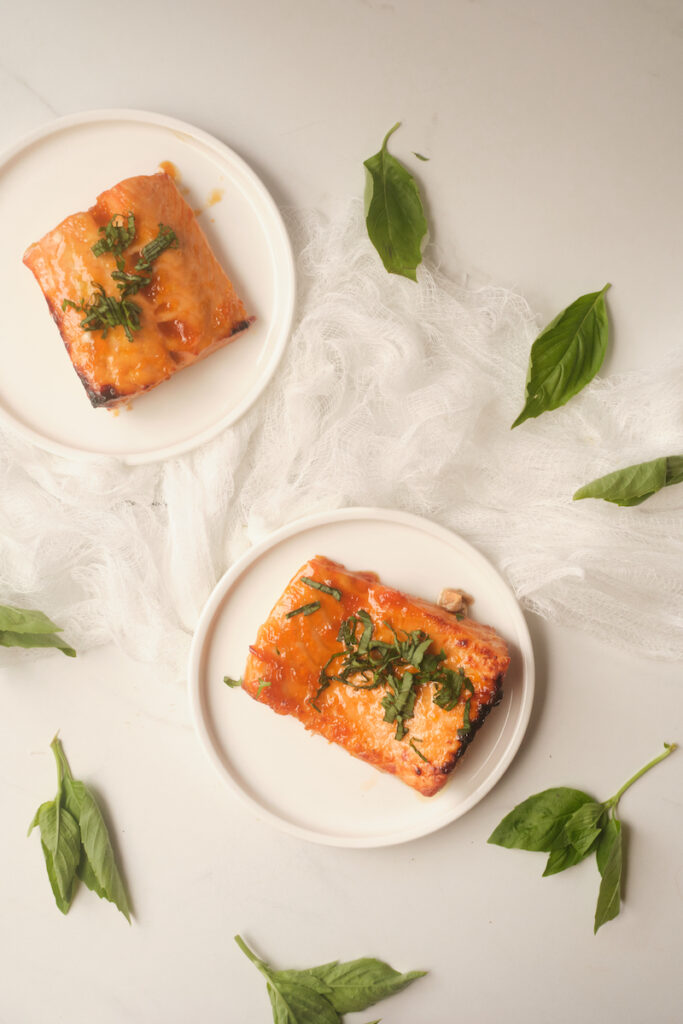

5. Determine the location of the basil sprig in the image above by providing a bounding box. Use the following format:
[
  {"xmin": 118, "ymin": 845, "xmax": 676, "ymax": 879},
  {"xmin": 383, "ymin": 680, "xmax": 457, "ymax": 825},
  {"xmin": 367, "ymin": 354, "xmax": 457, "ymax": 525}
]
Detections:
[
  {"xmin": 363, "ymin": 123, "xmax": 428, "ymax": 281},
  {"xmin": 0, "ymin": 603, "xmax": 75, "ymax": 657},
  {"xmin": 28, "ymin": 736, "xmax": 131, "ymax": 921},
  {"xmin": 573, "ymin": 454, "xmax": 683, "ymax": 506},
  {"xmin": 488, "ymin": 742, "xmax": 676, "ymax": 932},
  {"xmin": 235, "ymin": 934, "xmax": 425, "ymax": 1023},
  {"xmin": 512, "ymin": 285, "xmax": 611, "ymax": 428}
]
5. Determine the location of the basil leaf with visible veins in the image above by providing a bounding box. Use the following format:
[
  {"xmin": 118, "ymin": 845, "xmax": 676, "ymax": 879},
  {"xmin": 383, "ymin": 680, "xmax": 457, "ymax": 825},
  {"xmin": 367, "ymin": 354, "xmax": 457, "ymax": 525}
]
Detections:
[
  {"xmin": 235, "ymin": 935, "xmax": 425, "ymax": 1023},
  {"xmin": 573, "ymin": 454, "xmax": 683, "ymax": 506},
  {"xmin": 364, "ymin": 123, "xmax": 428, "ymax": 281},
  {"xmin": 488, "ymin": 788, "xmax": 594, "ymax": 852},
  {"xmin": 0, "ymin": 603, "xmax": 76, "ymax": 657},
  {"xmin": 594, "ymin": 818, "xmax": 622, "ymax": 933},
  {"xmin": 28, "ymin": 800, "xmax": 81, "ymax": 914},
  {"xmin": 512, "ymin": 285, "xmax": 610, "ymax": 428}
]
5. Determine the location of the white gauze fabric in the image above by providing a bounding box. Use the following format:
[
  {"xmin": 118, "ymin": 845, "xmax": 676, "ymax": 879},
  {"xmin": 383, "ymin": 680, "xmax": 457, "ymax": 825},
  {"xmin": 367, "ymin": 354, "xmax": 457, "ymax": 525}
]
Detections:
[{"xmin": 1, "ymin": 199, "xmax": 682, "ymax": 677}]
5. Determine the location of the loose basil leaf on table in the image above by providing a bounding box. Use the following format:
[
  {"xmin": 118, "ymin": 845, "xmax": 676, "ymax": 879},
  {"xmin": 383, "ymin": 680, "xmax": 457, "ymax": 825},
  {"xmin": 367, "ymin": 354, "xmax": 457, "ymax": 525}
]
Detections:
[
  {"xmin": 0, "ymin": 603, "xmax": 76, "ymax": 657},
  {"xmin": 488, "ymin": 743, "xmax": 676, "ymax": 933},
  {"xmin": 573, "ymin": 454, "xmax": 683, "ymax": 506},
  {"xmin": 28, "ymin": 799, "xmax": 81, "ymax": 914},
  {"xmin": 28, "ymin": 735, "xmax": 131, "ymax": 920},
  {"xmin": 511, "ymin": 284, "xmax": 611, "ymax": 428},
  {"xmin": 364, "ymin": 122, "xmax": 428, "ymax": 281},
  {"xmin": 235, "ymin": 934, "xmax": 425, "ymax": 1023}
]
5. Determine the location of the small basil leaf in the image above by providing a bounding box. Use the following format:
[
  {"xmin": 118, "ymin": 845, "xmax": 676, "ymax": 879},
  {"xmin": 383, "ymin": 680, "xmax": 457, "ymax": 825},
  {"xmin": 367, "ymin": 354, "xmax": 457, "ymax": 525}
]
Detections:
[
  {"xmin": 364, "ymin": 123, "xmax": 428, "ymax": 281},
  {"xmin": 594, "ymin": 819, "xmax": 623, "ymax": 933},
  {"xmin": 488, "ymin": 788, "xmax": 594, "ymax": 852},
  {"xmin": 543, "ymin": 843, "xmax": 592, "ymax": 877},
  {"xmin": 563, "ymin": 801, "xmax": 605, "ymax": 856},
  {"xmin": 512, "ymin": 285, "xmax": 610, "ymax": 428},
  {"xmin": 30, "ymin": 800, "xmax": 81, "ymax": 914},
  {"xmin": 268, "ymin": 978, "xmax": 340, "ymax": 1024},
  {"xmin": 223, "ymin": 675, "xmax": 242, "ymax": 688},
  {"xmin": 306, "ymin": 958, "xmax": 426, "ymax": 1014},
  {"xmin": 573, "ymin": 454, "xmax": 683, "ymax": 506},
  {"xmin": 0, "ymin": 629, "xmax": 76, "ymax": 656},
  {"xmin": 413, "ymin": 151, "xmax": 430, "ymax": 161}
]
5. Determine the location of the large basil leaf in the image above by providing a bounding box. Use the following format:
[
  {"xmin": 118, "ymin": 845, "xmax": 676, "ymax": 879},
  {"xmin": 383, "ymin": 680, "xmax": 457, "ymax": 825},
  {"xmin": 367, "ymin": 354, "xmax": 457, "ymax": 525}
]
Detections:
[
  {"xmin": 28, "ymin": 799, "xmax": 81, "ymax": 914},
  {"xmin": 364, "ymin": 123, "xmax": 428, "ymax": 281},
  {"xmin": 573, "ymin": 454, "xmax": 683, "ymax": 506},
  {"xmin": 511, "ymin": 285, "xmax": 610, "ymax": 428},
  {"xmin": 594, "ymin": 818, "xmax": 623, "ymax": 933},
  {"xmin": 0, "ymin": 603, "xmax": 76, "ymax": 656},
  {"xmin": 488, "ymin": 787, "xmax": 594, "ymax": 852}
]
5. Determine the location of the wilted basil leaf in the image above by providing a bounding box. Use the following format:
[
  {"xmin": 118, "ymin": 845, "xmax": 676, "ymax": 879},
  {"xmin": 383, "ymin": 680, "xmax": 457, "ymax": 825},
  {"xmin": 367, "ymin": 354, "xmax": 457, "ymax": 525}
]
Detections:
[
  {"xmin": 364, "ymin": 123, "xmax": 428, "ymax": 281},
  {"xmin": 573, "ymin": 454, "xmax": 683, "ymax": 506},
  {"xmin": 511, "ymin": 285, "xmax": 610, "ymax": 428}
]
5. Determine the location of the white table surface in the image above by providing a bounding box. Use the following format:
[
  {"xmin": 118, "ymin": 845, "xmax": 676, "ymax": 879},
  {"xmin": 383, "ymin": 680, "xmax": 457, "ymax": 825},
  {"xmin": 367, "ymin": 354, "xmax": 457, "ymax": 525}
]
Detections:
[{"xmin": 1, "ymin": 2, "xmax": 682, "ymax": 1022}]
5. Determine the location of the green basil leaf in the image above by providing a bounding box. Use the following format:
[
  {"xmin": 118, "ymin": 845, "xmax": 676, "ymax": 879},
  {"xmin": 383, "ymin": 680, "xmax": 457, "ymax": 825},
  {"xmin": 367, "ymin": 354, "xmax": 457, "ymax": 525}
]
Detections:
[
  {"xmin": 511, "ymin": 285, "xmax": 610, "ymax": 428},
  {"xmin": 543, "ymin": 842, "xmax": 594, "ymax": 877},
  {"xmin": 267, "ymin": 978, "xmax": 340, "ymax": 1024},
  {"xmin": 413, "ymin": 151, "xmax": 429, "ymax": 161},
  {"xmin": 0, "ymin": 629, "xmax": 76, "ymax": 656},
  {"xmin": 29, "ymin": 800, "xmax": 81, "ymax": 914},
  {"xmin": 364, "ymin": 123, "xmax": 428, "ymax": 281},
  {"xmin": 563, "ymin": 800, "xmax": 606, "ymax": 856},
  {"xmin": 594, "ymin": 818, "xmax": 623, "ymax": 933},
  {"xmin": 488, "ymin": 787, "xmax": 594, "ymax": 852},
  {"xmin": 52, "ymin": 738, "xmax": 131, "ymax": 922},
  {"xmin": 0, "ymin": 605, "xmax": 62, "ymax": 633},
  {"xmin": 0, "ymin": 604, "xmax": 76, "ymax": 656},
  {"xmin": 573, "ymin": 454, "xmax": 683, "ymax": 506},
  {"xmin": 306, "ymin": 958, "xmax": 426, "ymax": 1014}
]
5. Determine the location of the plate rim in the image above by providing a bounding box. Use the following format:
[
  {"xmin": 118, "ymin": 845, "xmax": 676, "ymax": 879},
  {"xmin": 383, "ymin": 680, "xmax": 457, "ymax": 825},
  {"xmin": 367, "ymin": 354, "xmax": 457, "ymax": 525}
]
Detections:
[
  {"xmin": 188, "ymin": 506, "xmax": 535, "ymax": 848},
  {"xmin": 0, "ymin": 107, "xmax": 295, "ymax": 465}
]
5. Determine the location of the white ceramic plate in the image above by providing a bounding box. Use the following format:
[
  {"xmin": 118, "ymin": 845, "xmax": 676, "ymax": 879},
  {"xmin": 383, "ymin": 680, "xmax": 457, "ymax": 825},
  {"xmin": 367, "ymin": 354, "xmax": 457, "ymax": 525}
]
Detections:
[
  {"xmin": 189, "ymin": 508, "xmax": 534, "ymax": 847},
  {"xmin": 0, "ymin": 109, "xmax": 294, "ymax": 463}
]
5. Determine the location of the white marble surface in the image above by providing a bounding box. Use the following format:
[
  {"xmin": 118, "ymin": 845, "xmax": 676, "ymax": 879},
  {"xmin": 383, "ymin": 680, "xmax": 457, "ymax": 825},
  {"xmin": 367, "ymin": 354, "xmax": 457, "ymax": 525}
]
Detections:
[{"xmin": 1, "ymin": 1, "xmax": 682, "ymax": 1021}]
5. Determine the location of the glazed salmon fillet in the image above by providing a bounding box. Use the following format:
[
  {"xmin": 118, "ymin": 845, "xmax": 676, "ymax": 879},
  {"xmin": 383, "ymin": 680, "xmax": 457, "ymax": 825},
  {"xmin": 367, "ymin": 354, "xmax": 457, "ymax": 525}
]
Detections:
[
  {"xmin": 23, "ymin": 171, "xmax": 253, "ymax": 407},
  {"xmin": 241, "ymin": 556, "xmax": 511, "ymax": 797}
]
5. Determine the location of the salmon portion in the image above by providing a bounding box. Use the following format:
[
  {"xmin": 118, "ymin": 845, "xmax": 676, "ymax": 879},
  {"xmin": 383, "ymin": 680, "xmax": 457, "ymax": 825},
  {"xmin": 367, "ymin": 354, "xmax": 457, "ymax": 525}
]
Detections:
[
  {"xmin": 23, "ymin": 172, "xmax": 253, "ymax": 407},
  {"xmin": 242, "ymin": 556, "xmax": 511, "ymax": 797}
]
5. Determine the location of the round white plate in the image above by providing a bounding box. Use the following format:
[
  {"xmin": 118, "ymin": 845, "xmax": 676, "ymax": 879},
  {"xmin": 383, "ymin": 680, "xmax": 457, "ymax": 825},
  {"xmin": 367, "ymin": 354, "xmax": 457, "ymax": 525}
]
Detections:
[
  {"xmin": 189, "ymin": 508, "xmax": 534, "ymax": 847},
  {"xmin": 0, "ymin": 109, "xmax": 294, "ymax": 463}
]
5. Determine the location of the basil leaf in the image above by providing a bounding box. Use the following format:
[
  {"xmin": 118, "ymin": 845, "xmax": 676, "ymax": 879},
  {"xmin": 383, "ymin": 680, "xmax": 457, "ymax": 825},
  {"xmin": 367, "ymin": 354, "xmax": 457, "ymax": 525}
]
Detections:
[
  {"xmin": 364, "ymin": 123, "xmax": 428, "ymax": 281},
  {"xmin": 223, "ymin": 676, "xmax": 242, "ymax": 688},
  {"xmin": 0, "ymin": 603, "xmax": 76, "ymax": 656},
  {"xmin": 594, "ymin": 818, "xmax": 623, "ymax": 933},
  {"xmin": 28, "ymin": 800, "xmax": 80, "ymax": 914},
  {"xmin": 543, "ymin": 842, "xmax": 594, "ymax": 877},
  {"xmin": 563, "ymin": 800, "xmax": 605, "ymax": 856},
  {"xmin": 511, "ymin": 285, "xmax": 610, "ymax": 428},
  {"xmin": 52, "ymin": 738, "xmax": 131, "ymax": 922},
  {"xmin": 236, "ymin": 936, "xmax": 425, "ymax": 1023},
  {"xmin": 267, "ymin": 978, "xmax": 340, "ymax": 1024},
  {"xmin": 573, "ymin": 454, "xmax": 683, "ymax": 507},
  {"xmin": 306, "ymin": 958, "xmax": 426, "ymax": 1014},
  {"xmin": 413, "ymin": 151, "xmax": 429, "ymax": 161},
  {"xmin": 488, "ymin": 788, "xmax": 594, "ymax": 852}
]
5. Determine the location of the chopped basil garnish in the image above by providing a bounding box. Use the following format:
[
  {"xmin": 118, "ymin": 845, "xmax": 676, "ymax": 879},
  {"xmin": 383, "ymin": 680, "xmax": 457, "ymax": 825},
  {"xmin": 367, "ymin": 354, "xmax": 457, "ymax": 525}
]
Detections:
[
  {"xmin": 312, "ymin": 609, "xmax": 474, "ymax": 743},
  {"xmin": 301, "ymin": 577, "xmax": 342, "ymax": 601},
  {"xmin": 286, "ymin": 601, "xmax": 321, "ymax": 619}
]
